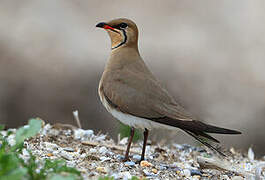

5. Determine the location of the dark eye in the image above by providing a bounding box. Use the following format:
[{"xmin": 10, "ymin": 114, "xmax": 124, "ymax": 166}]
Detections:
[{"xmin": 119, "ymin": 23, "xmax": 128, "ymax": 29}]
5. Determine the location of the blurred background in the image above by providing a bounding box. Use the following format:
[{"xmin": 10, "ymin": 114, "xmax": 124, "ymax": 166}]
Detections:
[{"xmin": 0, "ymin": 0, "xmax": 264, "ymax": 156}]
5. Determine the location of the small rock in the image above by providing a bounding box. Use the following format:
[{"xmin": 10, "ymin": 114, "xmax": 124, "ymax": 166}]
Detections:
[
  {"xmin": 64, "ymin": 129, "xmax": 72, "ymax": 136},
  {"xmin": 143, "ymin": 169, "xmax": 152, "ymax": 176},
  {"xmin": 248, "ymin": 147, "xmax": 255, "ymax": 161},
  {"xmin": 42, "ymin": 142, "xmax": 58, "ymax": 151},
  {"xmin": 190, "ymin": 169, "xmax": 202, "ymax": 176},
  {"xmin": 74, "ymin": 129, "xmax": 93, "ymax": 140},
  {"xmin": 124, "ymin": 161, "xmax": 135, "ymax": 167},
  {"xmin": 89, "ymin": 148, "xmax": 97, "ymax": 153},
  {"xmin": 99, "ymin": 156, "xmax": 111, "ymax": 162},
  {"xmin": 66, "ymin": 161, "xmax": 76, "ymax": 167},
  {"xmin": 120, "ymin": 171, "xmax": 132, "ymax": 179},
  {"xmin": 192, "ymin": 175, "xmax": 201, "ymax": 180},
  {"xmin": 94, "ymin": 134, "xmax": 106, "ymax": 141},
  {"xmin": 41, "ymin": 124, "xmax": 51, "ymax": 135},
  {"xmin": 152, "ymin": 168, "xmax": 158, "ymax": 174},
  {"xmin": 48, "ymin": 129, "xmax": 60, "ymax": 136},
  {"xmin": 96, "ymin": 167, "xmax": 107, "ymax": 173},
  {"xmin": 140, "ymin": 160, "xmax": 153, "ymax": 167},
  {"xmin": 182, "ymin": 169, "xmax": 191, "ymax": 177},
  {"xmin": 47, "ymin": 153, "xmax": 53, "ymax": 157},
  {"xmin": 83, "ymin": 130, "xmax": 94, "ymax": 140},
  {"xmin": 158, "ymin": 165, "xmax": 167, "ymax": 170},
  {"xmin": 132, "ymin": 154, "xmax": 141, "ymax": 161},
  {"xmin": 63, "ymin": 147, "xmax": 75, "ymax": 152},
  {"xmin": 60, "ymin": 151, "xmax": 73, "ymax": 160},
  {"xmin": 98, "ymin": 146, "xmax": 108, "ymax": 154},
  {"xmin": 119, "ymin": 137, "xmax": 128, "ymax": 145},
  {"xmin": 80, "ymin": 153, "xmax": 87, "ymax": 158},
  {"xmin": 231, "ymin": 176, "xmax": 244, "ymax": 180},
  {"xmin": 230, "ymin": 147, "xmax": 236, "ymax": 154},
  {"xmin": 117, "ymin": 154, "xmax": 125, "ymax": 160},
  {"xmin": 74, "ymin": 129, "xmax": 85, "ymax": 140}
]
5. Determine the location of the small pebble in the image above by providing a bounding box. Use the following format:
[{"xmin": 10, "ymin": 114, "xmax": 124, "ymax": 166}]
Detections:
[
  {"xmin": 119, "ymin": 137, "xmax": 128, "ymax": 145},
  {"xmin": 66, "ymin": 161, "xmax": 76, "ymax": 167},
  {"xmin": 231, "ymin": 176, "xmax": 244, "ymax": 180},
  {"xmin": 96, "ymin": 167, "xmax": 107, "ymax": 173},
  {"xmin": 83, "ymin": 130, "xmax": 94, "ymax": 140},
  {"xmin": 89, "ymin": 148, "xmax": 97, "ymax": 153},
  {"xmin": 116, "ymin": 154, "xmax": 125, "ymax": 160},
  {"xmin": 120, "ymin": 171, "xmax": 132, "ymax": 179},
  {"xmin": 74, "ymin": 129, "xmax": 85, "ymax": 140},
  {"xmin": 132, "ymin": 154, "xmax": 141, "ymax": 161},
  {"xmin": 124, "ymin": 161, "xmax": 135, "ymax": 167},
  {"xmin": 248, "ymin": 147, "xmax": 255, "ymax": 161},
  {"xmin": 42, "ymin": 142, "xmax": 58, "ymax": 151},
  {"xmin": 230, "ymin": 147, "xmax": 236, "ymax": 154},
  {"xmin": 98, "ymin": 146, "xmax": 108, "ymax": 154},
  {"xmin": 99, "ymin": 156, "xmax": 111, "ymax": 162},
  {"xmin": 158, "ymin": 165, "xmax": 167, "ymax": 170},
  {"xmin": 63, "ymin": 147, "xmax": 75, "ymax": 152},
  {"xmin": 152, "ymin": 168, "xmax": 158, "ymax": 174},
  {"xmin": 143, "ymin": 169, "xmax": 152, "ymax": 176},
  {"xmin": 182, "ymin": 169, "xmax": 191, "ymax": 177},
  {"xmin": 47, "ymin": 153, "xmax": 53, "ymax": 157},
  {"xmin": 192, "ymin": 175, "xmax": 201, "ymax": 180},
  {"xmin": 190, "ymin": 169, "xmax": 202, "ymax": 176},
  {"xmin": 48, "ymin": 129, "xmax": 60, "ymax": 136},
  {"xmin": 95, "ymin": 134, "xmax": 106, "ymax": 141},
  {"xmin": 140, "ymin": 160, "xmax": 153, "ymax": 167},
  {"xmin": 60, "ymin": 151, "xmax": 73, "ymax": 160},
  {"xmin": 80, "ymin": 153, "xmax": 87, "ymax": 158}
]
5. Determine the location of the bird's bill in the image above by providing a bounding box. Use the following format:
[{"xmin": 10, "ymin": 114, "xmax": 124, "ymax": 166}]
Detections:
[{"xmin": 96, "ymin": 22, "xmax": 120, "ymax": 34}]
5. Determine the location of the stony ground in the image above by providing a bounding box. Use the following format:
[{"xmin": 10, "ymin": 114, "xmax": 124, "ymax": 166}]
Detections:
[{"xmin": 17, "ymin": 123, "xmax": 265, "ymax": 179}]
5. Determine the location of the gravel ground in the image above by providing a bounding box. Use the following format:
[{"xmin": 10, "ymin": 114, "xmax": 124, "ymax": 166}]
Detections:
[{"xmin": 13, "ymin": 122, "xmax": 265, "ymax": 180}]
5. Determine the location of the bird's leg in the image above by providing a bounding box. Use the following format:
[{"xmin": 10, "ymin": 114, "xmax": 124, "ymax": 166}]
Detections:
[
  {"xmin": 141, "ymin": 128, "xmax": 149, "ymax": 161},
  {"xmin": 124, "ymin": 127, "xmax": 135, "ymax": 161}
]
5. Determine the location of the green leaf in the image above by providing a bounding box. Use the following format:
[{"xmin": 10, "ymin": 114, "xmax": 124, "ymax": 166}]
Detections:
[
  {"xmin": 131, "ymin": 176, "xmax": 141, "ymax": 180},
  {"xmin": 0, "ymin": 167, "xmax": 27, "ymax": 180},
  {"xmin": 42, "ymin": 159, "xmax": 81, "ymax": 176},
  {"xmin": 0, "ymin": 154, "xmax": 20, "ymax": 176},
  {"xmin": 0, "ymin": 125, "xmax": 4, "ymax": 131},
  {"xmin": 98, "ymin": 176, "xmax": 114, "ymax": 180},
  {"xmin": 119, "ymin": 123, "xmax": 142, "ymax": 142},
  {"xmin": 48, "ymin": 174, "xmax": 80, "ymax": 180},
  {"xmin": 15, "ymin": 118, "xmax": 42, "ymax": 145}
]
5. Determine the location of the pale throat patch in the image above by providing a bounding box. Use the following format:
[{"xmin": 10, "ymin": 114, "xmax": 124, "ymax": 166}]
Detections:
[{"xmin": 107, "ymin": 29, "xmax": 127, "ymax": 50}]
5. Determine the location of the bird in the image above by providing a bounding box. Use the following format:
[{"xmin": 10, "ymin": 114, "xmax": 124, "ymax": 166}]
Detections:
[{"xmin": 96, "ymin": 18, "xmax": 241, "ymax": 162}]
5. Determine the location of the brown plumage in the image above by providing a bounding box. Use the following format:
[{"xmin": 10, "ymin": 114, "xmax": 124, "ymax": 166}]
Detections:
[{"xmin": 96, "ymin": 18, "xmax": 241, "ymax": 161}]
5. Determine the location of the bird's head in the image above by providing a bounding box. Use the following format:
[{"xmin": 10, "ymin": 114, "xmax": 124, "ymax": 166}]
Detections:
[{"xmin": 96, "ymin": 18, "xmax": 138, "ymax": 50}]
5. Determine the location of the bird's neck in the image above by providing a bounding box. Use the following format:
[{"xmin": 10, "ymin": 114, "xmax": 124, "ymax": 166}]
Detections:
[{"xmin": 107, "ymin": 47, "xmax": 142, "ymax": 70}]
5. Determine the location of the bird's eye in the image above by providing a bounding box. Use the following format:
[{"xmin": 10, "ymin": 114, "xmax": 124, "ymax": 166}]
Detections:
[{"xmin": 119, "ymin": 23, "xmax": 128, "ymax": 29}]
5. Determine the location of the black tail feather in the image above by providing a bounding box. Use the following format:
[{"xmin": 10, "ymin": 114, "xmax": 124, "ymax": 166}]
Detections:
[
  {"xmin": 185, "ymin": 120, "xmax": 242, "ymax": 134},
  {"xmin": 153, "ymin": 118, "xmax": 241, "ymax": 135},
  {"xmin": 196, "ymin": 131, "xmax": 220, "ymax": 143},
  {"xmin": 183, "ymin": 130, "xmax": 227, "ymax": 157},
  {"xmin": 198, "ymin": 121, "xmax": 241, "ymax": 134}
]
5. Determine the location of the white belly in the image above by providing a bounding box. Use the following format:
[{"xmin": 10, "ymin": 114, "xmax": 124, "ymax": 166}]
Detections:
[{"xmin": 99, "ymin": 91, "xmax": 176, "ymax": 131}]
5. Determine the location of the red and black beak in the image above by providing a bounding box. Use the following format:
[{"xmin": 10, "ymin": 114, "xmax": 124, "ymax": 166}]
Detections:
[{"xmin": 96, "ymin": 22, "xmax": 119, "ymax": 33}]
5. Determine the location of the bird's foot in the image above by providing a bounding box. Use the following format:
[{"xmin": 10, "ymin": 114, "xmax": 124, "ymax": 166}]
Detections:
[{"xmin": 122, "ymin": 156, "xmax": 131, "ymax": 162}]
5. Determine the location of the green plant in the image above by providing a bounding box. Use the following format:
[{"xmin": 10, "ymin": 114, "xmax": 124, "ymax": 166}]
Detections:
[
  {"xmin": 0, "ymin": 118, "xmax": 82, "ymax": 180},
  {"xmin": 98, "ymin": 176, "xmax": 141, "ymax": 180},
  {"xmin": 119, "ymin": 123, "xmax": 142, "ymax": 142}
]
